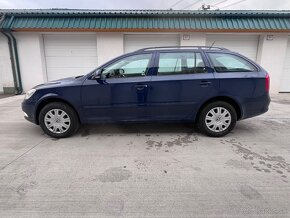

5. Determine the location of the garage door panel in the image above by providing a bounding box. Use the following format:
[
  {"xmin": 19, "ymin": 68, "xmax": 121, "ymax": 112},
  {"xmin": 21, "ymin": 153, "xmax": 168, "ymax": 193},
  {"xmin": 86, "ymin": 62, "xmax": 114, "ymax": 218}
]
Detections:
[
  {"xmin": 45, "ymin": 48, "xmax": 97, "ymax": 57},
  {"xmin": 124, "ymin": 34, "xmax": 180, "ymax": 53},
  {"xmin": 44, "ymin": 34, "xmax": 97, "ymax": 81},
  {"xmin": 44, "ymin": 35, "xmax": 96, "ymax": 44},
  {"xmin": 46, "ymin": 67, "xmax": 94, "ymax": 80},
  {"xmin": 206, "ymin": 35, "xmax": 259, "ymax": 61},
  {"xmin": 46, "ymin": 67, "xmax": 94, "ymax": 74},
  {"xmin": 280, "ymin": 37, "xmax": 290, "ymax": 92},
  {"xmin": 45, "ymin": 57, "xmax": 97, "ymax": 68},
  {"xmin": 44, "ymin": 41, "xmax": 96, "ymax": 47},
  {"xmin": 44, "ymin": 41, "xmax": 96, "ymax": 48}
]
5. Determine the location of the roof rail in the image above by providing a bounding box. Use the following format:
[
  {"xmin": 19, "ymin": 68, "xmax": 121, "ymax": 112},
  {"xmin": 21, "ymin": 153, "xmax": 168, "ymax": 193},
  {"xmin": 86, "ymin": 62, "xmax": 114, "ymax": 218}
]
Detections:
[{"xmin": 136, "ymin": 46, "xmax": 228, "ymax": 52}]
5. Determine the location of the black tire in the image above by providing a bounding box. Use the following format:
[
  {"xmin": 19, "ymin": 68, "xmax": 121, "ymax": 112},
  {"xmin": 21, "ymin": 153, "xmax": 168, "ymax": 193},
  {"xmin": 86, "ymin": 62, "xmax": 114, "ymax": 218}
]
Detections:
[
  {"xmin": 39, "ymin": 102, "xmax": 80, "ymax": 138},
  {"xmin": 197, "ymin": 101, "xmax": 237, "ymax": 137}
]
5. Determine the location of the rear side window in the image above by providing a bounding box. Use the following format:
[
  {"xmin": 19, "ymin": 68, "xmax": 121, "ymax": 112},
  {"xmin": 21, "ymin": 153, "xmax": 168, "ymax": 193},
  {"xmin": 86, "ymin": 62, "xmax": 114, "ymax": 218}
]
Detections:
[
  {"xmin": 207, "ymin": 53, "xmax": 257, "ymax": 73},
  {"xmin": 157, "ymin": 52, "xmax": 206, "ymax": 75}
]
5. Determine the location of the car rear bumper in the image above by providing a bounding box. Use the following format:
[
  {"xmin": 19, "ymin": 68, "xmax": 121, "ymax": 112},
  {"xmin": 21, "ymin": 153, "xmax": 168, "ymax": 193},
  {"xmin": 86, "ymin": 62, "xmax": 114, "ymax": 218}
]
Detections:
[{"xmin": 241, "ymin": 93, "xmax": 270, "ymax": 120}]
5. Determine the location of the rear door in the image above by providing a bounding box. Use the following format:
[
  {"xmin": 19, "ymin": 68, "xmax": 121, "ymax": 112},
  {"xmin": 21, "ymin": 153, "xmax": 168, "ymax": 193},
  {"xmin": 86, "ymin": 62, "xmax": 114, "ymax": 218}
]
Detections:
[
  {"xmin": 147, "ymin": 51, "xmax": 218, "ymax": 120},
  {"xmin": 206, "ymin": 52, "xmax": 260, "ymax": 98}
]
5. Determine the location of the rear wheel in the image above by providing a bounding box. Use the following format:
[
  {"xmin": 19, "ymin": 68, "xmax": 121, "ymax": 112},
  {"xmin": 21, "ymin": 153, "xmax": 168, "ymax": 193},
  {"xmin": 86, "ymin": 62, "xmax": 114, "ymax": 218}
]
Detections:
[
  {"xmin": 39, "ymin": 102, "xmax": 80, "ymax": 138},
  {"xmin": 197, "ymin": 101, "xmax": 237, "ymax": 137}
]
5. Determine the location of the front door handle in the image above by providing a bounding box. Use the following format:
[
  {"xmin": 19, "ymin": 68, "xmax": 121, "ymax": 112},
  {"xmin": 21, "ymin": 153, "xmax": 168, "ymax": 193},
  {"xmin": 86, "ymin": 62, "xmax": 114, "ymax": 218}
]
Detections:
[
  {"xmin": 134, "ymin": 84, "xmax": 148, "ymax": 90},
  {"xmin": 200, "ymin": 81, "xmax": 212, "ymax": 87}
]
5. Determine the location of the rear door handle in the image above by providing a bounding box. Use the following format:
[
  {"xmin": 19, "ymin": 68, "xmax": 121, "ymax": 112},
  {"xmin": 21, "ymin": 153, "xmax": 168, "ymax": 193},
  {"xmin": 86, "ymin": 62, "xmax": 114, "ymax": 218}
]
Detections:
[
  {"xmin": 134, "ymin": 84, "xmax": 148, "ymax": 90},
  {"xmin": 200, "ymin": 81, "xmax": 212, "ymax": 87}
]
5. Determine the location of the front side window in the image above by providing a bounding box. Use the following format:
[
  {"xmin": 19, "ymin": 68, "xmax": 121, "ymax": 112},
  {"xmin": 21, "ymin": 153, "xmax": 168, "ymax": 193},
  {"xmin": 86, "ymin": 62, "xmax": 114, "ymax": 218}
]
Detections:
[
  {"xmin": 157, "ymin": 52, "xmax": 206, "ymax": 75},
  {"xmin": 102, "ymin": 53, "xmax": 152, "ymax": 78},
  {"xmin": 207, "ymin": 53, "xmax": 257, "ymax": 73}
]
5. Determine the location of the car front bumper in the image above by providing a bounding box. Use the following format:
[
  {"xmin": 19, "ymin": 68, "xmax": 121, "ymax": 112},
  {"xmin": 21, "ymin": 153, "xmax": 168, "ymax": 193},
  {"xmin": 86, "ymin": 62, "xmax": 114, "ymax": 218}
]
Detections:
[{"xmin": 22, "ymin": 100, "xmax": 38, "ymax": 124}]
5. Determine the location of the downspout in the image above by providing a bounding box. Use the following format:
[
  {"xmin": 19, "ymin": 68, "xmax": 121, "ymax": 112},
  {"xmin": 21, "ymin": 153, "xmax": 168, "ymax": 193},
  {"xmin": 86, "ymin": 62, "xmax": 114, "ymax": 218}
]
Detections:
[
  {"xmin": 7, "ymin": 32, "xmax": 23, "ymax": 94},
  {"xmin": 1, "ymin": 32, "xmax": 19, "ymax": 93},
  {"xmin": 0, "ymin": 14, "xmax": 23, "ymax": 94}
]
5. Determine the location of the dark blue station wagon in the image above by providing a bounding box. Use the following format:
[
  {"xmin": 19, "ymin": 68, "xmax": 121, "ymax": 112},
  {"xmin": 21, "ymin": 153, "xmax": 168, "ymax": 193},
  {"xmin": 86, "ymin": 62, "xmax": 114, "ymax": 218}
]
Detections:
[{"xmin": 22, "ymin": 46, "xmax": 270, "ymax": 138}]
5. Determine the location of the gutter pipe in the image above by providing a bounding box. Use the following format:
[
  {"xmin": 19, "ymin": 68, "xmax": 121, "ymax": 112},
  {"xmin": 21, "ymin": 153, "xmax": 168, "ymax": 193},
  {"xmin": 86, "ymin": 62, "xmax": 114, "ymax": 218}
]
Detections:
[{"xmin": 0, "ymin": 14, "xmax": 23, "ymax": 94}]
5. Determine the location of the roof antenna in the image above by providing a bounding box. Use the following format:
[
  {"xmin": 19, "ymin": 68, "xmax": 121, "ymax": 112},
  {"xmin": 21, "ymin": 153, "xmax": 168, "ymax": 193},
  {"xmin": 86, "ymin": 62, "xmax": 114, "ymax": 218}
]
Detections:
[{"xmin": 210, "ymin": 41, "xmax": 215, "ymax": 49}]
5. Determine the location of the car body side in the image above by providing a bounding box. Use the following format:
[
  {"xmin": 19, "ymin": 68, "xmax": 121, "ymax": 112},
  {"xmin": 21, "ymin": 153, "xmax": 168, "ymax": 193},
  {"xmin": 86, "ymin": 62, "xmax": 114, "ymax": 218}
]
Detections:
[{"xmin": 22, "ymin": 49, "xmax": 270, "ymax": 125}]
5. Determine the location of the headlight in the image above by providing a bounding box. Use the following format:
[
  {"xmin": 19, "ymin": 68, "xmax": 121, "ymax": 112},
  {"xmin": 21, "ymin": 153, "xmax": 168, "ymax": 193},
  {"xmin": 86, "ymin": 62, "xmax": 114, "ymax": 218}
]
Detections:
[{"xmin": 24, "ymin": 89, "xmax": 36, "ymax": 100}]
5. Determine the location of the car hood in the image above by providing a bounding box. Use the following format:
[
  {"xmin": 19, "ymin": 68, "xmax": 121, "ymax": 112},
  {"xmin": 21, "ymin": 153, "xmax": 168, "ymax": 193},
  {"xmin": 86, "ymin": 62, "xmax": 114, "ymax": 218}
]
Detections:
[{"xmin": 33, "ymin": 75, "xmax": 84, "ymax": 89}]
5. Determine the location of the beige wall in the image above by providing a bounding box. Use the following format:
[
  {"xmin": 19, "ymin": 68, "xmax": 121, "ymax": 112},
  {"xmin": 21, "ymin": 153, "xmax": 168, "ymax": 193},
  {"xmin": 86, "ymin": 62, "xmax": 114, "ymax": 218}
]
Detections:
[
  {"xmin": 180, "ymin": 33, "xmax": 206, "ymax": 46},
  {"xmin": 15, "ymin": 32, "xmax": 46, "ymax": 92},
  {"xmin": 1, "ymin": 31, "xmax": 289, "ymax": 93},
  {"xmin": 256, "ymin": 33, "xmax": 289, "ymax": 93},
  {"xmin": 0, "ymin": 34, "xmax": 14, "ymax": 92}
]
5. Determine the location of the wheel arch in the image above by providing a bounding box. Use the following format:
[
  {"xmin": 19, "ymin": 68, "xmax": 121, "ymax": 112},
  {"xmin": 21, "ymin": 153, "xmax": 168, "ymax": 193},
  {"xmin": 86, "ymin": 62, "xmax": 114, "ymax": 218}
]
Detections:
[
  {"xmin": 35, "ymin": 96, "xmax": 80, "ymax": 125},
  {"xmin": 195, "ymin": 96, "xmax": 242, "ymax": 122}
]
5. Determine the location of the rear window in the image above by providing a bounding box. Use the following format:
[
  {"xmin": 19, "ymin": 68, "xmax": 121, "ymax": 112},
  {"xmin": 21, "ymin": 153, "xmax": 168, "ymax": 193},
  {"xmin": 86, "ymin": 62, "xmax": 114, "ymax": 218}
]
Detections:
[{"xmin": 207, "ymin": 53, "xmax": 257, "ymax": 73}]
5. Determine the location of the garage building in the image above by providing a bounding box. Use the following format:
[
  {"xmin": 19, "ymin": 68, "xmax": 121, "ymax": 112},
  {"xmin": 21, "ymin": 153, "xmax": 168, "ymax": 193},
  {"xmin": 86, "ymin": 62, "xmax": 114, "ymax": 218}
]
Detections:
[{"xmin": 0, "ymin": 9, "xmax": 290, "ymax": 93}]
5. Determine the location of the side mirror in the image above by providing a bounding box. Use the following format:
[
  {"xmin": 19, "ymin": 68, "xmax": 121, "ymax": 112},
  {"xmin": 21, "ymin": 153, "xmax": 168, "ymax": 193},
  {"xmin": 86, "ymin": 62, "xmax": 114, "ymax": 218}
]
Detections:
[
  {"xmin": 92, "ymin": 70, "xmax": 103, "ymax": 80},
  {"xmin": 92, "ymin": 69, "xmax": 106, "ymax": 83}
]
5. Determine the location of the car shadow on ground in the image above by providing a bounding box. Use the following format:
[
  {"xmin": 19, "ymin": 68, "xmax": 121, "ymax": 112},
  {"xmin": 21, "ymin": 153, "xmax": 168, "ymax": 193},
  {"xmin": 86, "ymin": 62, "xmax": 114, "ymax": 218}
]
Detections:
[
  {"xmin": 73, "ymin": 120, "xmax": 267, "ymax": 139},
  {"xmin": 77, "ymin": 122, "xmax": 197, "ymax": 137},
  {"xmin": 26, "ymin": 120, "xmax": 265, "ymax": 138}
]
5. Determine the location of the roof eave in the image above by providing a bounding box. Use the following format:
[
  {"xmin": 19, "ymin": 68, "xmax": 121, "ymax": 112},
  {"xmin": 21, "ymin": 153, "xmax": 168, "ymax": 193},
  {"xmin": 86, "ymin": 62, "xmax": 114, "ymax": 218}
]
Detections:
[{"xmin": 10, "ymin": 27, "xmax": 290, "ymax": 33}]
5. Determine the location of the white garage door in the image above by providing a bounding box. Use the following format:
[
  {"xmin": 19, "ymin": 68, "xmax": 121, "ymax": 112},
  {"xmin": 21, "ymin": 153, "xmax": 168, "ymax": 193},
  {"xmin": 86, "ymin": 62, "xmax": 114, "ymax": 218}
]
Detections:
[
  {"xmin": 124, "ymin": 34, "xmax": 180, "ymax": 53},
  {"xmin": 280, "ymin": 36, "xmax": 290, "ymax": 92},
  {"xmin": 206, "ymin": 34, "xmax": 259, "ymax": 61},
  {"xmin": 44, "ymin": 34, "xmax": 97, "ymax": 81}
]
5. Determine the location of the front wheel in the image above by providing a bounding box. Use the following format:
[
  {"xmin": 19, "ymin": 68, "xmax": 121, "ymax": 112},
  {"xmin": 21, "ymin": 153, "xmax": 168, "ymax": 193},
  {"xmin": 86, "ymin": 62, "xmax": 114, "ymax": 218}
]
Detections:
[
  {"xmin": 197, "ymin": 101, "xmax": 237, "ymax": 137},
  {"xmin": 39, "ymin": 102, "xmax": 80, "ymax": 138}
]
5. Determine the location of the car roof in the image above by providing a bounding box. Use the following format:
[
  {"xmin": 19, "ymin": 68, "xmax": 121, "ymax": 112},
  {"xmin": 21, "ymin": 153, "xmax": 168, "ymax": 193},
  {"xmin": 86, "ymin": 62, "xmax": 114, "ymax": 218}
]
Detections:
[{"xmin": 134, "ymin": 46, "xmax": 229, "ymax": 53}]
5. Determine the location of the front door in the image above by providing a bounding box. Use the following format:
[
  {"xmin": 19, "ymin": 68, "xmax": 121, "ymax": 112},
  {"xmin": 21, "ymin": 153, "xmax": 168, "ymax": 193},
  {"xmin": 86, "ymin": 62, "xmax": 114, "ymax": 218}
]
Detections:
[{"xmin": 81, "ymin": 53, "xmax": 153, "ymax": 122}]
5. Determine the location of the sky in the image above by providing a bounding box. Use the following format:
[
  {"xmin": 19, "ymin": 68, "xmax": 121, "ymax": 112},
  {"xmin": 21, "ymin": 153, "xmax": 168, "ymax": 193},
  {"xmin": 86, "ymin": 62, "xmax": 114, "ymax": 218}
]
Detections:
[{"xmin": 0, "ymin": 0, "xmax": 290, "ymax": 10}]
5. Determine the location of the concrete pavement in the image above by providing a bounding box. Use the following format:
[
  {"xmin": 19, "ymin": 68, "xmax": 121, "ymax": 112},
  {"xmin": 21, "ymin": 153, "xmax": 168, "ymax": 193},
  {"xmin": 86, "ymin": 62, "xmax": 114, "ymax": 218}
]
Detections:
[{"xmin": 0, "ymin": 94, "xmax": 290, "ymax": 217}]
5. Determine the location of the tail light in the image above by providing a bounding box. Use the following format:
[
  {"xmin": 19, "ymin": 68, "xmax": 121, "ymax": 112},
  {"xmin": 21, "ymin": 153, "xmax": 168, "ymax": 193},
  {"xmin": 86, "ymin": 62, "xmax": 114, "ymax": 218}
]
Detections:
[{"xmin": 265, "ymin": 73, "xmax": 270, "ymax": 92}]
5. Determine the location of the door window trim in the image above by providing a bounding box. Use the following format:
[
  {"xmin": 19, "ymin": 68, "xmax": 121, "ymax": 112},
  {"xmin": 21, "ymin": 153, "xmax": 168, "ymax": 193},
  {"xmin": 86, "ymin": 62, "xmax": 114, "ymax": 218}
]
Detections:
[{"xmin": 99, "ymin": 52, "xmax": 155, "ymax": 79}]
